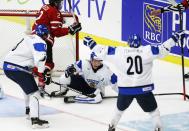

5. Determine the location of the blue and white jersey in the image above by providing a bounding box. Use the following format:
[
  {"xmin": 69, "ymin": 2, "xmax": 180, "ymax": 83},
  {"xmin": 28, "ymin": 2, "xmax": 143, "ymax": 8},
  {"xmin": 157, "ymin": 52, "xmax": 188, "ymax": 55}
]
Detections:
[
  {"xmin": 73, "ymin": 59, "xmax": 117, "ymax": 95},
  {"xmin": 3, "ymin": 34, "xmax": 47, "ymax": 73},
  {"xmin": 91, "ymin": 38, "xmax": 176, "ymax": 95}
]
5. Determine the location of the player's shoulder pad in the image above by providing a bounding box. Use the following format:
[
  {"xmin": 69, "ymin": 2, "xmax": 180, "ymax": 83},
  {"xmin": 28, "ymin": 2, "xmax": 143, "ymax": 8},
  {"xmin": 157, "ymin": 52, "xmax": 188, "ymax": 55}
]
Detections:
[
  {"xmin": 111, "ymin": 73, "xmax": 117, "ymax": 84},
  {"xmin": 42, "ymin": 4, "xmax": 51, "ymax": 11},
  {"xmin": 33, "ymin": 43, "xmax": 47, "ymax": 52}
]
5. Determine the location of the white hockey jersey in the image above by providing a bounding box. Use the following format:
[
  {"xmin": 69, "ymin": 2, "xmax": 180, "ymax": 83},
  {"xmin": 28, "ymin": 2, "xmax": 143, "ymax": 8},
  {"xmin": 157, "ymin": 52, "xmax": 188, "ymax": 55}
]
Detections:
[
  {"xmin": 74, "ymin": 59, "xmax": 117, "ymax": 95},
  {"xmin": 91, "ymin": 38, "xmax": 176, "ymax": 95},
  {"xmin": 3, "ymin": 34, "xmax": 47, "ymax": 73}
]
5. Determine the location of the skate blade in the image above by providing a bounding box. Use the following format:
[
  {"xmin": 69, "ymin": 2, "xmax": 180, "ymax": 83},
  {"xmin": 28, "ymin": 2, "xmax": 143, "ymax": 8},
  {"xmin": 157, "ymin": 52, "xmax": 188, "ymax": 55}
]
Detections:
[{"xmin": 32, "ymin": 123, "xmax": 49, "ymax": 129}]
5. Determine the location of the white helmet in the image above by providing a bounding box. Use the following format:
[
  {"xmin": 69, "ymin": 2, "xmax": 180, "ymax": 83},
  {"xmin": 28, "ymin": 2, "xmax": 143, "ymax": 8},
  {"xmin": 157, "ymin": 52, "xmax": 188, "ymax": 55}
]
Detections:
[
  {"xmin": 0, "ymin": 84, "xmax": 4, "ymax": 99},
  {"xmin": 90, "ymin": 52, "xmax": 104, "ymax": 61}
]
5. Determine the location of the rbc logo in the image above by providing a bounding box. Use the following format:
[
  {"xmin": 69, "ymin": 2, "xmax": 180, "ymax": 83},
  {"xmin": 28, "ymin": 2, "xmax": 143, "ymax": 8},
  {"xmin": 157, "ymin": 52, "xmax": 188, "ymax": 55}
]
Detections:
[{"xmin": 143, "ymin": 3, "xmax": 163, "ymax": 45}]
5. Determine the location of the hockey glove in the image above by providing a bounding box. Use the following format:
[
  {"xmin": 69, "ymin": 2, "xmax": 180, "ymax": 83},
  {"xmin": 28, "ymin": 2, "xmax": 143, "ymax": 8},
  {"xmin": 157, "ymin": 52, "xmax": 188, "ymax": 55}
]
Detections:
[
  {"xmin": 38, "ymin": 69, "xmax": 51, "ymax": 87},
  {"xmin": 68, "ymin": 22, "xmax": 82, "ymax": 35},
  {"xmin": 65, "ymin": 64, "xmax": 76, "ymax": 78},
  {"xmin": 43, "ymin": 68, "xmax": 52, "ymax": 85},
  {"xmin": 83, "ymin": 36, "xmax": 97, "ymax": 49},
  {"xmin": 171, "ymin": 30, "xmax": 185, "ymax": 43}
]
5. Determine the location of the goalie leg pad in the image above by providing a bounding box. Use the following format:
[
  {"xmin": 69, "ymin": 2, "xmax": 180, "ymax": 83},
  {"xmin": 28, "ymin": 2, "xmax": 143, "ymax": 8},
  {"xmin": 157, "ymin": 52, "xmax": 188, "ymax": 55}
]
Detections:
[
  {"xmin": 74, "ymin": 91, "xmax": 103, "ymax": 104},
  {"xmin": 69, "ymin": 75, "xmax": 96, "ymax": 95},
  {"xmin": 59, "ymin": 73, "xmax": 71, "ymax": 85}
]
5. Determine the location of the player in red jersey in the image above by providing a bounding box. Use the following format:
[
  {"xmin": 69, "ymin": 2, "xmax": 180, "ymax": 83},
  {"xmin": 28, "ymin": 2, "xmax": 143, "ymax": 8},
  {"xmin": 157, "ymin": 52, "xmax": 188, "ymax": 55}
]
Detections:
[{"xmin": 32, "ymin": 0, "xmax": 82, "ymax": 88}]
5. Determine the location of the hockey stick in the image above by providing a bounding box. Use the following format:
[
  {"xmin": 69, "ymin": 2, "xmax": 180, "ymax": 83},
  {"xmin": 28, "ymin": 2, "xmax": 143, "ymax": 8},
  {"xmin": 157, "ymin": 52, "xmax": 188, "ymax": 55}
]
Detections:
[
  {"xmin": 160, "ymin": 0, "xmax": 188, "ymax": 100},
  {"xmin": 8, "ymin": 65, "xmax": 52, "ymax": 98},
  {"xmin": 67, "ymin": 0, "xmax": 77, "ymax": 23},
  {"xmin": 155, "ymin": 93, "xmax": 189, "ymax": 99},
  {"xmin": 51, "ymin": 80, "xmax": 95, "ymax": 97},
  {"xmin": 99, "ymin": 93, "xmax": 189, "ymax": 100},
  {"xmin": 177, "ymin": 1, "xmax": 187, "ymax": 100}
]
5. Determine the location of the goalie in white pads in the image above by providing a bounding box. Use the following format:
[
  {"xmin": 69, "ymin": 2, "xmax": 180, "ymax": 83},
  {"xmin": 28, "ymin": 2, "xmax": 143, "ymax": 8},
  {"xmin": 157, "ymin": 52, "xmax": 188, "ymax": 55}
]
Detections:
[
  {"xmin": 83, "ymin": 31, "xmax": 186, "ymax": 131},
  {"xmin": 59, "ymin": 52, "xmax": 118, "ymax": 104},
  {"xmin": 3, "ymin": 24, "xmax": 51, "ymax": 129}
]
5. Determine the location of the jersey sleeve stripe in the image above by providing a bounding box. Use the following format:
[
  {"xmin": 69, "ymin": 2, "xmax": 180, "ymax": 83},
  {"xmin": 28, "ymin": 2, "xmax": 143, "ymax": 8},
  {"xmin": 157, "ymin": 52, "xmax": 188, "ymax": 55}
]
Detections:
[
  {"xmin": 111, "ymin": 73, "xmax": 117, "ymax": 84},
  {"xmin": 151, "ymin": 46, "xmax": 159, "ymax": 55},
  {"xmin": 76, "ymin": 60, "xmax": 82, "ymax": 69},
  {"xmin": 107, "ymin": 47, "xmax": 116, "ymax": 55},
  {"xmin": 33, "ymin": 43, "xmax": 46, "ymax": 52}
]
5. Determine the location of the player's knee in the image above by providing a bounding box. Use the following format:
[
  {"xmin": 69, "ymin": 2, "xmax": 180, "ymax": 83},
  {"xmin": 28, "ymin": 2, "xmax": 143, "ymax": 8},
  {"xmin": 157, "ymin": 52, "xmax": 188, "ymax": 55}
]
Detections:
[
  {"xmin": 30, "ymin": 91, "xmax": 42, "ymax": 100},
  {"xmin": 149, "ymin": 108, "xmax": 160, "ymax": 117},
  {"xmin": 59, "ymin": 73, "xmax": 71, "ymax": 85}
]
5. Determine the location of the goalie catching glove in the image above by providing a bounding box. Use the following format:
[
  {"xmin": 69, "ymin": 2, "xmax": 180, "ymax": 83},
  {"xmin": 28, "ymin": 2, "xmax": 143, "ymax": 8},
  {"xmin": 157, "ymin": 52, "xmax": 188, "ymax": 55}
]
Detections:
[
  {"xmin": 65, "ymin": 64, "xmax": 76, "ymax": 78},
  {"xmin": 68, "ymin": 22, "xmax": 82, "ymax": 35}
]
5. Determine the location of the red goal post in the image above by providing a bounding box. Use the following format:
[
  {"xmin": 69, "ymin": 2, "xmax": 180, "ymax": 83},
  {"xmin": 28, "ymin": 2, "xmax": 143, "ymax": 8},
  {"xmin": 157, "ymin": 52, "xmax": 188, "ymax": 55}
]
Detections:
[{"xmin": 0, "ymin": 9, "xmax": 79, "ymax": 76}]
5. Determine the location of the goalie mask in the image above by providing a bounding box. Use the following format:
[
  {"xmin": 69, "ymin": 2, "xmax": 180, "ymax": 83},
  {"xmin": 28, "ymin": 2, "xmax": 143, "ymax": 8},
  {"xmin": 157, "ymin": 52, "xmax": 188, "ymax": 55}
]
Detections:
[
  {"xmin": 49, "ymin": 0, "xmax": 64, "ymax": 10},
  {"xmin": 128, "ymin": 34, "xmax": 141, "ymax": 48},
  {"xmin": 90, "ymin": 52, "xmax": 104, "ymax": 70},
  {"xmin": 90, "ymin": 52, "xmax": 104, "ymax": 61}
]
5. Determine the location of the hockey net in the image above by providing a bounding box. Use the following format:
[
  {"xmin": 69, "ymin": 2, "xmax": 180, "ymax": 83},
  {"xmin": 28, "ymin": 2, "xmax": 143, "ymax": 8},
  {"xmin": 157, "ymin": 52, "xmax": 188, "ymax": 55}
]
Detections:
[{"xmin": 0, "ymin": 9, "xmax": 79, "ymax": 76}]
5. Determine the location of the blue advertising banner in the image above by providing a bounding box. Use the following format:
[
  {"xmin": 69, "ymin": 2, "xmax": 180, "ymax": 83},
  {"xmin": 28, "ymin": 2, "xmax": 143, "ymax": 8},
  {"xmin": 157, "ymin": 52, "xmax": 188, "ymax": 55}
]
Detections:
[{"xmin": 122, "ymin": 0, "xmax": 189, "ymax": 57}]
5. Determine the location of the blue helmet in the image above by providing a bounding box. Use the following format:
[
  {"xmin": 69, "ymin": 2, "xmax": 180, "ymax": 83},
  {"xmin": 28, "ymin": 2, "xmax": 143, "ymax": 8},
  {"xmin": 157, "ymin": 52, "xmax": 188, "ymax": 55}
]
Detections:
[
  {"xmin": 35, "ymin": 24, "xmax": 49, "ymax": 37},
  {"xmin": 128, "ymin": 34, "xmax": 141, "ymax": 48}
]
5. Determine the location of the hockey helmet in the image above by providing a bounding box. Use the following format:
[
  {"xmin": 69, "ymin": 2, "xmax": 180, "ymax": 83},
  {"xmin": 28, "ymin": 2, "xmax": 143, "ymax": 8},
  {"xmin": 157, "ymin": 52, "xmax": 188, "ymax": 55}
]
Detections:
[
  {"xmin": 128, "ymin": 34, "xmax": 141, "ymax": 48},
  {"xmin": 0, "ymin": 84, "xmax": 4, "ymax": 99},
  {"xmin": 90, "ymin": 52, "xmax": 104, "ymax": 61},
  {"xmin": 35, "ymin": 24, "xmax": 49, "ymax": 37},
  {"xmin": 49, "ymin": 0, "xmax": 64, "ymax": 10}
]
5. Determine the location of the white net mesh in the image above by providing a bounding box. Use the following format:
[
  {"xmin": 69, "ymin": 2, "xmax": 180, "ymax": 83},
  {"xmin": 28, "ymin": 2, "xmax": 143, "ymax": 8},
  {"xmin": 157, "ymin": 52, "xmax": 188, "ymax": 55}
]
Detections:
[{"xmin": 0, "ymin": 9, "xmax": 79, "ymax": 75}]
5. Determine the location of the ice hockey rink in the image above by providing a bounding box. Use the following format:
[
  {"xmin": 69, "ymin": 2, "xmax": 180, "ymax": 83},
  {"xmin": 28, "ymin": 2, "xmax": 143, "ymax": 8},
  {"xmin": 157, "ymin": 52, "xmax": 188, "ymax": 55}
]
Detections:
[
  {"xmin": 0, "ymin": 1, "xmax": 189, "ymax": 130},
  {"xmin": 0, "ymin": 39, "xmax": 189, "ymax": 131}
]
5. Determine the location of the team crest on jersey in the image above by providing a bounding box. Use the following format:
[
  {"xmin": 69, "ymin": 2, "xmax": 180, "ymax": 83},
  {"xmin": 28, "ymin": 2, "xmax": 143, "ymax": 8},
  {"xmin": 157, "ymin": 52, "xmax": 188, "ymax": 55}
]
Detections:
[{"xmin": 143, "ymin": 3, "xmax": 163, "ymax": 45}]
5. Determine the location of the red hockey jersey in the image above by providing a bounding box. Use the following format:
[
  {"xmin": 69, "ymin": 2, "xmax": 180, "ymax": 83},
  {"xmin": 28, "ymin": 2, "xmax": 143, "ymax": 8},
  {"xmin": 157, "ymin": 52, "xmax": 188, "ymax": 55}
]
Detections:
[
  {"xmin": 182, "ymin": 0, "xmax": 189, "ymax": 8},
  {"xmin": 32, "ymin": 4, "xmax": 69, "ymax": 45}
]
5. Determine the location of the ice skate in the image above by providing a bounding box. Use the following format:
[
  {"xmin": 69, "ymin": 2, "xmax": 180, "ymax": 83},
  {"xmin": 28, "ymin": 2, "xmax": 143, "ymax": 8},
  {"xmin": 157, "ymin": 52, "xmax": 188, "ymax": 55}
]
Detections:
[
  {"xmin": 108, "ymin": 124, "xmax": 115, "ymax": 131},
  {"xmin": 31, "ymin": 117, "xmax": 49, "ymax": 129},
  {"xmin": 155, "ymin": 127, "xmax": 162, "ymax": 131}
]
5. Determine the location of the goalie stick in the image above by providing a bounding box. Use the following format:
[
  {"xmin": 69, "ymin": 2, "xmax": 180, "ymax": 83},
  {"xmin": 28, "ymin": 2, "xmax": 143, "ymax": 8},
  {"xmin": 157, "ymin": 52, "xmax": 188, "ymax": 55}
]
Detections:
[
  {"xmin": 51, "ymin": 80, "xmax": 96, "ymax": 98},
  {"xmin": 9, "ymin": 64, "xmax": 96, "ymax": 98},
  {"xmin": 63, "ymin": 92, "xmax": 189, "ymax": 103},
  {"xmin": 63, "ymin": 95, "xmax": 121, "ymax": 103}
]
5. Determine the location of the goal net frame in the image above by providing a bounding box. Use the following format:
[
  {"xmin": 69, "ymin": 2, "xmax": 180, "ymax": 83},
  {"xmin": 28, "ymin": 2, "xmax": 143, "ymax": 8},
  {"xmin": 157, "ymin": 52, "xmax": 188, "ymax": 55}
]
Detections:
[{"xmin": 0, "ymin": 9, "xmax": 79, "ymax": 76}]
